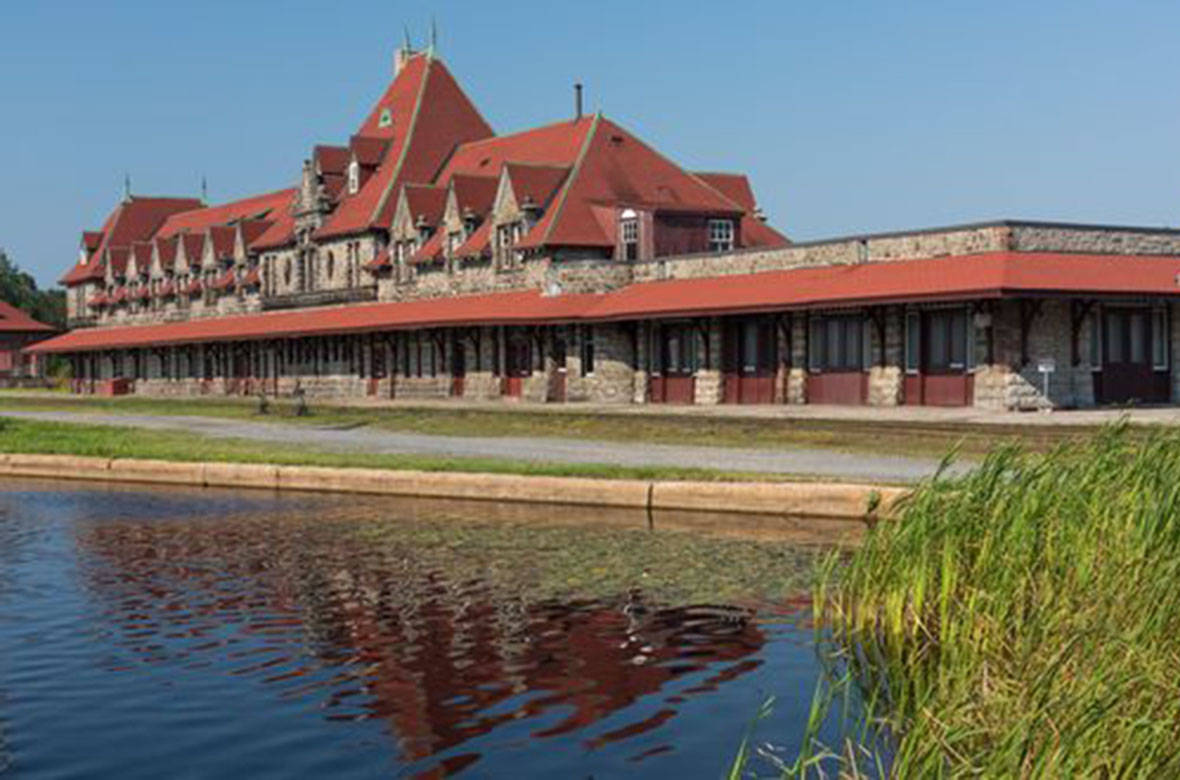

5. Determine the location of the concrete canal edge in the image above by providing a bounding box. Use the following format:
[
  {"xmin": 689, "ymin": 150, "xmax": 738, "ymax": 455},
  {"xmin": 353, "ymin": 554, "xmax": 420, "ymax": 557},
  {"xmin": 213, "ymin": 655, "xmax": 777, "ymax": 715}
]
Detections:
[{"xmin": 0, "ymin": 452, "xmax": 908, "ymax": 522}]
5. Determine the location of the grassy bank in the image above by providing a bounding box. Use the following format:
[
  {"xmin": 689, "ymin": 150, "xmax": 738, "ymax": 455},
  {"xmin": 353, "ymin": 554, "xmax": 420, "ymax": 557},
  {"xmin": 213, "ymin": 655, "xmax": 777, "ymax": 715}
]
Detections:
[
  {"xmin": 779, "ymin": 424, "xmax": 1180, "ymax": 776},
  {"xmin": 0, "ymin": 416, "xmax": 807, "ymax": 483},
  {"xmin": 0, "ymin": 390, "xmax": 1115, "ymax": 460}
]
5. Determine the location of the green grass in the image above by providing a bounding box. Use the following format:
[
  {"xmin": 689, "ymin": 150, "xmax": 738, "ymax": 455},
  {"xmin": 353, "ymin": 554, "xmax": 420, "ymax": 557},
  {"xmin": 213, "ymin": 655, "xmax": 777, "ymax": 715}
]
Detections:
[
  {"xmin": 0, "ymin": 390, "xmax": 1129, "ymax": 460},
  {"xmin": 0, "ymin": 416, "xmax": 814, "ymax": 483},
  {"xmin": 774, "ymin": 424, "xmax": 1180, "ymax": 776}
]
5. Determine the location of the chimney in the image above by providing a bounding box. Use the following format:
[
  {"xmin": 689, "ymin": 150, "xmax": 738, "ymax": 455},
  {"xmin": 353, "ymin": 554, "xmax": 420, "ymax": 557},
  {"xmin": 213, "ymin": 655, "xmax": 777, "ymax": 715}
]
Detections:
[{"xmin": 575, "ymin": 83, "xmax": 583, "ymax": 120}]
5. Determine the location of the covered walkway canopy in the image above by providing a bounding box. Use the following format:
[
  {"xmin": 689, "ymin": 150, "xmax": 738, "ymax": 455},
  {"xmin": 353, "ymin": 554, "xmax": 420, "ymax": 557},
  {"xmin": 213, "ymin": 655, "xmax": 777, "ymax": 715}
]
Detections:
[{"xmin": 29, "ymin": 251, "xmax": 1180, "ymax": 355}]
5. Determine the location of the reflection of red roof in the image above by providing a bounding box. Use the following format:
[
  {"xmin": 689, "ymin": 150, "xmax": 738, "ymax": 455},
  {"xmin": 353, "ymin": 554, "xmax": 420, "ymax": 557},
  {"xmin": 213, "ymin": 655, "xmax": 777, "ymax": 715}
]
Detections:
[
  {"xmin": 33, "ymin": 252, "xmax": 1180, "ymax": 354},
  {"xmin": 184, "ymin": 279, "xmax": 204, "ymax": 296},
  {"xmin": 88, "ymin": 292, "xmax": 109, "ymax": 307},
  {"xmin": 158, "ymin": 281, "xmax": 176, "ymax": 298},
  {"xmin": 135, "ymin": 286, "xmax": 151, "ymax": 301},
  {"xmin": 315, "ymin": 54, "xmax": 493, "ymax": 240},
  {"xmin": 242, "ymin": 267, "xmax": 261, "ymax": 287},
  {"xmin": 109, "ymin": 287, "xmax": 128, "ymax": 304}
]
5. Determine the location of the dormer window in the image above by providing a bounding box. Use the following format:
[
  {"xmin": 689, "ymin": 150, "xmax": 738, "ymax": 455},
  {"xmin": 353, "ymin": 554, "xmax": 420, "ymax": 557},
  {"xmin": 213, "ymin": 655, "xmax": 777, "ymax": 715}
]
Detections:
[
  {"xmin": 347, "ymin": 160, "xmax": 360, "ymax": 195},
  {"xmin": 620, "ymin": 209, "xmax": 639, "ymax": 261},
  {"xmin": 708, "ymin": 219, "xmax": 734, "ymax": 252},
  {"xmin": 378, "ymin": 108, "xmax": 393, "ymax": 128}
]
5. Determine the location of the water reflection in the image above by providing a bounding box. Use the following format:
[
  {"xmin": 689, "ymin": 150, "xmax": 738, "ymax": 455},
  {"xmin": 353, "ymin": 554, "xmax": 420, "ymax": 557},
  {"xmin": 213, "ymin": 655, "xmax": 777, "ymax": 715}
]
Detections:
[{"xmin": 0, "ymin": 483, "xmax": 820, "ymax": 777}]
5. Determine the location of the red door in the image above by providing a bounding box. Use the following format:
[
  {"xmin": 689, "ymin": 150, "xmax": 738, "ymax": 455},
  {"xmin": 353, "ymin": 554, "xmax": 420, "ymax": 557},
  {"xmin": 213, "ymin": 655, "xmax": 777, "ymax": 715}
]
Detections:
[
  {"xmin": 451, "ymin": 334, "xmax": 466, "ymax": 398},
  {"xmin": 503, "ymin": 335, "xmax": 531, "ymax": 398},
  {"xmin": 723, "ymin": 318, "xmax": 776, "ymax": 404},
  {"xmin": 1097, "ymin": 308, "xmax": 1168, "ymax": 404},
  {"xmin": 650, "ymin": 375, "xmax": 695, "ymax": 403}
]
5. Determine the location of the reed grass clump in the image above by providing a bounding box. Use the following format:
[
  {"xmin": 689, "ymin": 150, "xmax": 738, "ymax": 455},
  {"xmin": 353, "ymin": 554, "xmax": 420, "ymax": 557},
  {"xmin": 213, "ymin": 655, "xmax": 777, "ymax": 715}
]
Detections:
[{"xmin": 808, "ymin": 423, "xmax": 1180, "ymax": 777}]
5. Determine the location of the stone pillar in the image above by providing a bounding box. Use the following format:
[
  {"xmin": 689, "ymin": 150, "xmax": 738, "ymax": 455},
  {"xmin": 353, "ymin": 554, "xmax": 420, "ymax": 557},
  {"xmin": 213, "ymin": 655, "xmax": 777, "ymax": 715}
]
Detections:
[
  {"xmin": 694, "ymin": 317, "xmax": 723, "ymax": 405},
  {"xmin": 786, "ymin": 315, "xmax": 808, "ymax": 404},
  {"xmin": 867, "ymin": 309, "xmax": 903, "ymax": 406},
  {"xmin": 632, "ymin": 321, "xmax": 649, "ymax": 404}
]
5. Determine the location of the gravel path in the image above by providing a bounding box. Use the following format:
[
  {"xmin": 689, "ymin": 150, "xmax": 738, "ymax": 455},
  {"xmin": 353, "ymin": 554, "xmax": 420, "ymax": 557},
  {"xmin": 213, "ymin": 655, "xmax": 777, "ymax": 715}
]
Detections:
[{"xmin": 1, "ymin": 409, "xmax": 968, "ymax": 483}]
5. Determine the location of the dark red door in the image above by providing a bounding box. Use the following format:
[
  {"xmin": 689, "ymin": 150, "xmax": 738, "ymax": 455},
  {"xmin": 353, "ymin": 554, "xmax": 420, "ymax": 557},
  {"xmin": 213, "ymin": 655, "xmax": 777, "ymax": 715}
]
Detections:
[
  {"xmin": 1097, "ymin": 308, "xmax": 1168, "ymax": 404},
  {"xmin": 503, "ymin": 335, "xmax": 531, "ymax": 398},
  {"xmin": 451, "ymin": 334, "xmax": 466, "ymax": 397},
  {"xmin": 723, "ymin": 318, "xmax": 776, "ymax": 404}
]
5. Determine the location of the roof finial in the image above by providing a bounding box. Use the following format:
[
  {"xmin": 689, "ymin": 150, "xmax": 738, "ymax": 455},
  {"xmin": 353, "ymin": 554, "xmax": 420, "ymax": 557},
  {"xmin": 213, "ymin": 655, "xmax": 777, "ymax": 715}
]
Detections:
[
  {"xmin": 403, "ymin": 25, "xmax": 412, "ymax": 53},
  {"xmin": 429, "ymin": 17, "xmax": 437, "ymax": 57},
  {"xmin": 200, "ymin": 175, "xmax": 208, "ymax": 203},
  {"xmin": 122, "ymin": 172, "xmax": 132, "ymax": 203}
]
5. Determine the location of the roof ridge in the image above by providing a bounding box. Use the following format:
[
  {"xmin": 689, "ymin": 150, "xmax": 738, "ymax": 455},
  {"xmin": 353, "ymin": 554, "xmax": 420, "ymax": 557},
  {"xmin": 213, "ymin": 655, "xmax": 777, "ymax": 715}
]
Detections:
[
  {"xmin": 367, "ymin": 55, "xmax": 434, "ymax": 227},
  {"xmin": 536, "ymin": 114, "xmax": 601, "ymax": 248}
]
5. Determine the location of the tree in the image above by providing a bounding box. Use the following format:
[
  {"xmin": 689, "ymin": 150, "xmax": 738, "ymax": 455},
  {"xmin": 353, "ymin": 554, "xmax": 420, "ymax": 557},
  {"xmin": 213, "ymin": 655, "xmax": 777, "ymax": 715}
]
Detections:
[{"xmin": 0, "ymin": 248, "xmax": 65, "ymax": 328}]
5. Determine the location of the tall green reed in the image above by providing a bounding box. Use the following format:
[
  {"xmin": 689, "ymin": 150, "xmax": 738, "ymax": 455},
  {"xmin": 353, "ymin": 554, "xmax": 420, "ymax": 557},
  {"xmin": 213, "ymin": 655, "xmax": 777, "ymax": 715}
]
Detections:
[{"xmin": 745, "ymin": 423, "xmax": 1180, "ymax": 777}]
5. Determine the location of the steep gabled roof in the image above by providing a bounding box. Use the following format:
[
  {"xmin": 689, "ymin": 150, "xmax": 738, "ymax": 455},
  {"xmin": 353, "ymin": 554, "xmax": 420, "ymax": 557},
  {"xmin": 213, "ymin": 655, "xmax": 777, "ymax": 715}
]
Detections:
[
  {"xmin": 503, "ymin": 163, "xmax": 570, "ymax": 209},
  {"xmin": 316, "ymin": 53, "xmax": 494, "ymax": 240},
  {"xmin": 238, "ymin": 219, "xmax": 274, "ymax": 250},
  {"xmin": 435, "ymin": 117, "xmax": 593, "ymax": 185},
  {"xmin": 694, "ymin": 172, "xmax": 757, "ymax": 212},
  {"xmin": 449, "ymin": 173, "xmax": 498, "ymax": 216},
  {"xmin": 157, "ymin": 188, "xmax": 295, "ymax": 238},
  {"xmin": 314, "ymin": 145, "xmax": 350, "ymax": 175},
  {"xmin": 82, "ymin": 231, "xmax": 104, "ymax": 252},
  {"xmin": 524, "ymin": 117, "xmax": 747, "ymax": 250},
  {"xmin": 453, "ymin": 219, "xmax": 493, "ymax": 260},
  {"xmin": 402, "ymin": 184, "xmax": 448, "ymax": 226},
  {"xmin": 410, "ymin": 230, "xmax": 445, "ymax": 265},
  {"xmin": 154, "ymin": 236, "xmax": 179, "ymax": 272},
  {"xmin": 129, "ymin": 242, "xmax": 153, "ymax": 277},
  {"xmin": 61, "ymin": 196, "xmax": 201, "ymax": 285},
  {"xmin": 208, "ymin": 225, "xmax": 236, "ymax": 259}
]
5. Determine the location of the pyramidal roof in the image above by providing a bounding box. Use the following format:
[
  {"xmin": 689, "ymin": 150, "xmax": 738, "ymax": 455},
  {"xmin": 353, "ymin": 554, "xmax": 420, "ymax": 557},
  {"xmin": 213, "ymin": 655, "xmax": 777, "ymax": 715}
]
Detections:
[{"xmin": 314, "ymin": 52, "xmax": 494, "ymax": 240}]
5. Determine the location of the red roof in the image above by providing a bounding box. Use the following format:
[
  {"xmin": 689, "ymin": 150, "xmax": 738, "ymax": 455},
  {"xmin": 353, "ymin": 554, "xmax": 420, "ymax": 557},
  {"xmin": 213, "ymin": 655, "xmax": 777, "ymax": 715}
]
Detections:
[
  {"xmin": 435, "ymin": 118, "xmax": 592, "ymax": 185},
  {"xmin": 180, "ymin": 234, "xmax": 206, "ymax": 268},
  {"xmin": 61, "ymin": 197, "xmax": 201, "ymax": 285},
  {"xmin": 210, "ymin": 270, "xmax": 237, "ymax": 291},
  {"xmin": 0, "ymin": 301, "xmax": 54, "ymax": 334},
  {"xmin": 208, "ymin": 225, "xmax": 236, "ymax": 259},
  {"xmin": 402, "ymin": 184, "xmax": 447, "ymax": 226},
  {"xmin": 695, "ymin": 173, "xmax": 757, "ymax": 211},
  {"xmin": 34, "ymin": 252, "xmax": 1180, "ymax": 355},
  {"xmin": 449, "ymin": 173, "xmax": 499, "ymax": 217},
  {"xmin": 157, "ymin": 188, "xmax": 294, "ymax": 239},
  {"xmin": 364, "ymin": 247, "xmax": 392, "ymax": 271},
  {"xmin": 315, "ymin": 54, "xmax": 494, "ymax": 240},
  {"xmin": 82, "ymin": 231, "xmax": 104, "ymax": 252},
  {"xmin": 154, "ymin": 236, "xmax": 179, "ymax": 270},
  {"xmin": 410, "ymin": 231, "xmax": 445, "ymax": 265},
  {"xmin": 315, "ymin": 144, "xmax": 350, "ymax": 175},
  {"xmin": 453, "ymin": 219, "xmax": 492, "ymax": 260},
  {"xmin": 504, "ymin": 163, "xmax": 569, "ymax": 210},
  {"xmin": 30, "ymin": 289, "xmax": 601, "ymax": 353},
  {"xmin": 129, "ymin": 242, "xmax": 154, "ymax": 275}
]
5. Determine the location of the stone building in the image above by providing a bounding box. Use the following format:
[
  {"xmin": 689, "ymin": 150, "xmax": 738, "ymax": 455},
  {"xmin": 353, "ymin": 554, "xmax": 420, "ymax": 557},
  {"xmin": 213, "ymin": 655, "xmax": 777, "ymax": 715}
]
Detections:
[{"xmin": 36, "ymin": 45, "xmax": 1180, "ymax": 410}]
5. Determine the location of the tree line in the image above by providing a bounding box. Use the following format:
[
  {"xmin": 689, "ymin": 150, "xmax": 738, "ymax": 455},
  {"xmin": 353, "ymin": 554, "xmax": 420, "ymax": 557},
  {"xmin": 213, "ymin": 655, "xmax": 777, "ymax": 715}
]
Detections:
[{"xmin": 0, "ymin": 248, "xmax": 65, "ymax": 328}]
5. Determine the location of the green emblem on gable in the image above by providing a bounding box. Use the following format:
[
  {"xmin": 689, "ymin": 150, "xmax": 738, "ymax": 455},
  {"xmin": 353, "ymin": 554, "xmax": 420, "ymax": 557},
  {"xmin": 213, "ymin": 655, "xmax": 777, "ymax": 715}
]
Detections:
[{"xmin": 378, "ymin": 108, "xmax": 393, "ymax": 128}]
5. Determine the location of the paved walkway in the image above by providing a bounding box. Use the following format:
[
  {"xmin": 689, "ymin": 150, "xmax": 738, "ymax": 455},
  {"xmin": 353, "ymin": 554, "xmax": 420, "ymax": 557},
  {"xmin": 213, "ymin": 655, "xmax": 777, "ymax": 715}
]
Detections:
[{"xmin": 0, "ymin": 409, "xmax": 968, "ymax": 484}]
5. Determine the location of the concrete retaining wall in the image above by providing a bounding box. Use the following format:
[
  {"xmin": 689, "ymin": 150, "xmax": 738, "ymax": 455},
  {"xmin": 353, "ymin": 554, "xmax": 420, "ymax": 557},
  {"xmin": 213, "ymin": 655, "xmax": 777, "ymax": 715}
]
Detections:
[{"xmin": 0, "ymin": 452, "xmax": 906, "ymax": 521}]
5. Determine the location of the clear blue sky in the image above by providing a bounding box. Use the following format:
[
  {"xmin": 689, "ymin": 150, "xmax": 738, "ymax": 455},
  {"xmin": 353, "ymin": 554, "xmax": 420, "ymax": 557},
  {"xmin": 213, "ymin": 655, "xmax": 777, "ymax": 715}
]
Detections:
[{"xmin": 2, "ymin": 0, "xmax": 1177, "ymax": 287}]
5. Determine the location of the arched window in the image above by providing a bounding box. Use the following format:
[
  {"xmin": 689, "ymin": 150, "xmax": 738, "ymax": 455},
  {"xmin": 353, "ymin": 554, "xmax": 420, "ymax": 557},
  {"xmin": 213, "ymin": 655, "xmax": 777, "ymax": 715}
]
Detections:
[
  {"xmin": 620, "ymin": 209, "xmax": 639, "ymax": 261},
  {"xmin": 347, "ymin": 161, "xmax": 360, "ymax": 195},
  {"xmin": 327, "ymin": 252, "xmax": 335, "ymax": 280}
]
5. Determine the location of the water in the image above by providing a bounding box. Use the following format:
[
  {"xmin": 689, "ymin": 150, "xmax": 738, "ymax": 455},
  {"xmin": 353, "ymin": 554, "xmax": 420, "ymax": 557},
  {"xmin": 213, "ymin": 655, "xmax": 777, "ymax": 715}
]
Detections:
[{"xmin": 0, "ymin": 481, "xmax": 830, "ymax": 778}]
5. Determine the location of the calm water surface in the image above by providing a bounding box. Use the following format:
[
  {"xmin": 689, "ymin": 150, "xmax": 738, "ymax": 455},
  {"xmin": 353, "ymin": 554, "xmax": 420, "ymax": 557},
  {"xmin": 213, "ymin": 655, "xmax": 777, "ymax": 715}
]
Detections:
[{"xmin": 0, "ymin": 482, "xmax": 829, "ymax": 778}]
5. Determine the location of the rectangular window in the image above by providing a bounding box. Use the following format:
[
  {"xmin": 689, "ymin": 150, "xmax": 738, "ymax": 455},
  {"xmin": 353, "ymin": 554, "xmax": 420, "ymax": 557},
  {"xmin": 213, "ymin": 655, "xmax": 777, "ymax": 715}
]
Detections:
[
  {"xmin": 659, "ymin": 323, "xmax": 697, "ymax": 375},
  {"xmin": 905, "ymin": 311, "xmax": 921, "ymax": 374},
  {"xmin": 926, "ymin": 309, "xmax": 970, "ymax": 372},
  {"xmin": 708, "ymin": 219, "xmax": 734, "ymax": 252},
  {"xmin": 1152, "ymin": 307, "xmax": 1168, "ymax": 370},
  {"xmin": 810, "ymin": 314, "xmax": 863, "ymax": 371},
  {"xmin": 580, "ymin": 325, "xmax": 595, "ymax": 376},
  {"xmin": 1107, "ymin": 314, "xmax": 1125, "ymax": 363},
  {"xmin": 862, "ymin": 319, "xmax": 874, "ymax": 371},
  {"xmin": 621, "ymin": 218, "xmax": 639, "ymax": 261},
  {"xmin": 1129, "ymin": 311, "xmax": 1147, "ymax": 364}
]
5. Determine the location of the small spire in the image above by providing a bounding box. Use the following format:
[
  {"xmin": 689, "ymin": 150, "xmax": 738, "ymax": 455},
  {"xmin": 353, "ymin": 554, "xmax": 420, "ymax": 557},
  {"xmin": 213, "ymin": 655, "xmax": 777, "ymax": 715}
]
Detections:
[
  {"xmin": 429, "ymin": 17, "xmax": 437, "ymax": 56},
  {"xmin": 200, "ymin": 175, "xmax": 208, "ymax": 203},
  {"xmin": 403, "ymin": 25, "xmax": 412, "ymax": 53},
  {"xmin": 122, "ymin": 172, "xmax": 132, "ymax": 202}
]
